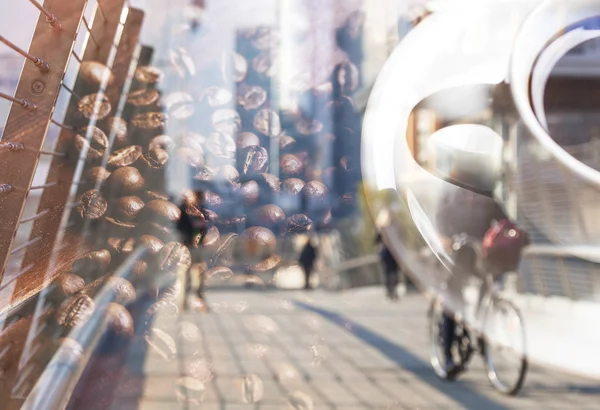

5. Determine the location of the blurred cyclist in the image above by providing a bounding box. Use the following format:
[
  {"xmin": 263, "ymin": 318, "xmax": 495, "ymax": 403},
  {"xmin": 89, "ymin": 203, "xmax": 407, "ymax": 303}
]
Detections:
[{"xmin": 436, "ymin": 179, "xmax": 506, "ymax": 375}]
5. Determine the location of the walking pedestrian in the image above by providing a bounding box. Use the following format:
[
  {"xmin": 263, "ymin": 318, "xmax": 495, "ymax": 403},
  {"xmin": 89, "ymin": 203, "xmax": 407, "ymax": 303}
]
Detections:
[
  {"xmin": 376, "ymin": 234, "xmax": 405, "ymax": 301},
  {"xmin": 299, "ymin": 235, "xmax": 318, "ymax": 290},
  {"xmin": 176, "ymin": 190, "xmax": 208, "ymax": 309}
]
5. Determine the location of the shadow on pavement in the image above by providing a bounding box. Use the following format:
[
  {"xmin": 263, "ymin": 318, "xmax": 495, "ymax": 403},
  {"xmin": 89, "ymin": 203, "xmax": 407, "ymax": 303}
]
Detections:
[{"xmin": 295, "ymin": 300, "xmax": 511, "ymax": 410}]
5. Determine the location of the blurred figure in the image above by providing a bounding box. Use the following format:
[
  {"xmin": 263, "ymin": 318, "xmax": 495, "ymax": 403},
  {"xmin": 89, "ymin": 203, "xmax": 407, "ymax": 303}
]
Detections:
[
  {"xmin": 436, "ymin": 181, "xmax": 506, "ymax": 376},
  {"xmin": 299, "ymin": 235, "xmax": 318, "ymax": 290},
  {"xmin": 375, "ymin": 234, "xmax": 405, "ymax": 301},
  {"xmin": 177, "ymin": 190, "xmax": 208, "ymax": 309}
]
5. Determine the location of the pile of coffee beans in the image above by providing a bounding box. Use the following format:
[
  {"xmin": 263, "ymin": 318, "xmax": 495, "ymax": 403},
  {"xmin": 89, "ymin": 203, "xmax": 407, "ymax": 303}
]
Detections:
[{"xmin": 41, "ymin": 20, "xmax": 364, "ymax": 347}]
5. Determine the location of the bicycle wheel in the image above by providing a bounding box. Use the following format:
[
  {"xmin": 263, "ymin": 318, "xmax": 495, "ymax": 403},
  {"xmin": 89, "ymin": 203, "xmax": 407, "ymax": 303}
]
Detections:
[
  {"xmin": 482, "ymin": 298, "xmax": 528, "ymax": 395},
  {"xmin": 428, "ymin": 298, "xmax": 463, "ymax": 380}
]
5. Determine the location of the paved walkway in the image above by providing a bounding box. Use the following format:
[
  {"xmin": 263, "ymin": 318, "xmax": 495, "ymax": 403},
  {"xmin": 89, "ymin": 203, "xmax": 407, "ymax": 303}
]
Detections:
[{"xmin": 118, "ymin": 287, "xmax": 600, "ymax": 409}]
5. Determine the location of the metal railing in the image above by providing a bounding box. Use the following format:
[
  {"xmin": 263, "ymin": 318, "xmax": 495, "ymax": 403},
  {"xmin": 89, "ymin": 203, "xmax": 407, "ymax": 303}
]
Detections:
[{"xmin": 22, "ymin": 247, "xmax": 147, "ymax": 410}]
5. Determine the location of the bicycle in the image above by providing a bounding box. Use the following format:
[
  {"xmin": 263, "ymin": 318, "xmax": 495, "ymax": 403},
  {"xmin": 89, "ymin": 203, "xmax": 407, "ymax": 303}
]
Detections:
[{"xmin": 427, "ymin": 233, "xmax": 528, "ymax": 395}]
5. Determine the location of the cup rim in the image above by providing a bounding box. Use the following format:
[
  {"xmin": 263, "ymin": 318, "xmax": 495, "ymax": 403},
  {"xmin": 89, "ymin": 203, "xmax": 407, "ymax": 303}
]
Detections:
[{"xmin": 510, "ymin": 0, "xmax": 600, "ymax": 186}]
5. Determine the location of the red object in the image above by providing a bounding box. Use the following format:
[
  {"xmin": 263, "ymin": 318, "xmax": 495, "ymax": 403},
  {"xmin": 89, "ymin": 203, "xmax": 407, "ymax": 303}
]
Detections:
[{"xmin": 482, "ymin": 219, "xmax": 529, "ymax": 275}]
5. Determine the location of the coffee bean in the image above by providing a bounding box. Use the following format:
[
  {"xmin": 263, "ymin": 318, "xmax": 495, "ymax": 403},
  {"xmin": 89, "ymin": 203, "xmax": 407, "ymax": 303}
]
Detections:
[
  {"xmin": 201, "ymin": 191, "xmax": 223, "ymax": 211},
  {"xmin": 105, "ymin": 277, "xmax": 136, "ymax": 305},
  {"xmin": 251, "ymin": 204, "xmax": 285, "ymax": 228},
  {"xmin": 146, "ymin": 222, "xmax": 176, "ymax": 242},
  {"xmin": 180, "ymin": 131, "xmax": 206, "ymax": 151},
  {"xmin": 239, "ymin": 146, "xmax": 269, "ymax": 179},
  {"xmin": 182, "ymin": 201, "xmax": 206, "ymax": 220},
  {"xmin": 217, "ymin": 165, "xmax": 240, "ymax": 185},
  {"xmin": 253, "ymin": 109, "xmax": 281, "ymax": 137},
  {"xmin": 78, "ymin": 93, "xmax": 111, "ymax": 120},
  {"xmin": 149, "ymin": 135, "xmax": 175, "ymax": 152},
  {"xmin": 132, "ymin": 260, "xmax": 149, "ymax": 282},
  {"xmin": 51, "ymin": 273, "xmax": 85, "ymax": 302},
  {"xmin": 78, "ymin": 189, "xmax": 107, "ymax": 220},
  {"xmin": 238, "ymin": 85, "xmax": 267, "ymax": 110},
  {"xmin": 332, "ymin": 61, "xmax": 359, "ymax": 97},
  {"xmin": 104, "ymin": 216, "xmax": 136, "ymax": 234},
  {"xmin": 101, "ymin": 116, "xmax": 128, "ymax": 148},
  {"xmin": 165, "ymin": 91, "xmax": 195, "ymax": 120},
  {"xmin": 218, "ymin": 215, "xmax": 247, "ymax": 233},
  {"xmin": 279, "ymin": 135, "xmax": 296, "ymax": 152},
  {"xmin": 245, "ymin": 254, "xmax": 281, "ymax": 273},
  {"xmin": 56, "ymin": 295, "xmax": 95, "ymax": 332},
  {"xmin": 106, "ymin": 167, "xmax": 145, "ymax": 195},
  {"xmin": 135, "ymin": 65, "xmax": 163, "ymax": 84},
  {"xmin": 193, "ymin": 166, "xmax": 216, "ymax": 184},
  {"xmin": 202, "ymin": 208, "xmax": 219, "ymax": 224},
  {"xmin": 72, "ymin": 250, "xmax": 111, "ymax": 278},
  {"xmin": 249, "ymin": 26, "xmax": 279, "ymax": 51},
  {"xmin": 193, "ymin": 226, "xmax": 220, "ymax": 248},
  {"xmin": 170, "ymin": 47, "xmax": 196, "ymax": 79},
  {"xmin": 107, "ymin": 145, "xmax": 143, "ymax": 168},
  {"xmin": 241, "ymin": 227, "xmax": 276, "ymax": 255},
  {"xmin": 127, "ymin": 89, "xmax": 160, "ymax": 107},
  {"xmin": 236, "ymin": 132, "xmax": 260, "ymax": 149},
  {"xmin": 106, "ymin": 302, "xmax": 134, "ymax": 340},
  {"xmin": 205, "ymin": 132, "xmax": 236, "ymax": 164},
  {"xmin": 285, "ymin": 214, "xmax": 313, "ymax": 235},
  {"xmin": 221, "ymin": 51, "xmax": 248, "ymax": 83},
  {"xmin": 177, "ymin": 147, "xmax": 205, "ymax": 169},
  {"xmin": 205, "ymin": 266, "xmax": 233, "ymax": 281},
  {"xmin": 80, "ymin": 61, "xmax": 114, "ymax": 88},
  {"xmin": 158, "ymin": 242, "xmax": 192, "ymax": 272},
  {"xmin": 240, "ymin": 180, "xmax": 259, "ymax": 206},
  {"xmin": 282, "ymin": 178, "xmax": 305, "ymax": 196},
  {"xmin": 132, "ymin": 112, "xmax": 168, "ymax": 130},
  {"xmin": 79, "ymin": 273, "xmax": 109, "ymax": 297},
  {"xmin": 141, "ymin": 199, "xmax": 181, "ymax": 225},
  {"xmin": 294, "ymin": 150, "xmax": 310, "ymax": 165},
  {"xmin": 75, "ymin": 126, "xmax": 109, "ymax": 161},
  {"xmin": 280, "ymin": 154, "xmax": 304, "ymax": 178},
  {"xmin": 144, "ymin": 326, "xmax": 178, "ymax": 360},
  {"xmin": 201, "ymin": 86, "xmax": 232, "ymax": 107},
  {"xmin": 301, "ymin": 180, "xmax": 328, "ymax": 202},
  {"xmin": 106, "ymin": 237, "xmax": 136, "ymax": 259},
  {"xmin": 143, "ymin": 147, "xmax": 169, "ymax": 170},
  {"xmin": 256, "ymin": 173, "xmax": 280, "ymax": 194},
  {"xmin": 295, "ymin": 118, "xmax": 323, "ymax": 136},
  {"xmin": 144, "ymin": 191, "xmax": 170, "ymax": 202},
  {"xmin": 112, "ymin": 196, "xmax": 145, "ymax": 222},
  {"xmin": 139, "ymin": 235, "xmax": 164, "ymax": 254},
  {"xmin": 252, "ymin": 52, "xmax": 278, "ymax": 78},
  {"xmin": 210, "ymin": 233, "xmax": 238, "ymax": 267},
  {"xmin": 212, "ymin": 109, "xmax": 241, "ymax": 136},
  {"xmin": 86, "ymin": 166, "xmax": 111, "ymax": 186}
]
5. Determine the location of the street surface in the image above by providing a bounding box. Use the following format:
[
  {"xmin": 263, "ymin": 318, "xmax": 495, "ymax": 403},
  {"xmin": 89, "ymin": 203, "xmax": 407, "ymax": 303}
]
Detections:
[{"xmin": 113, "ymin": 287, "xmax": 600, "ymax": 409}]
